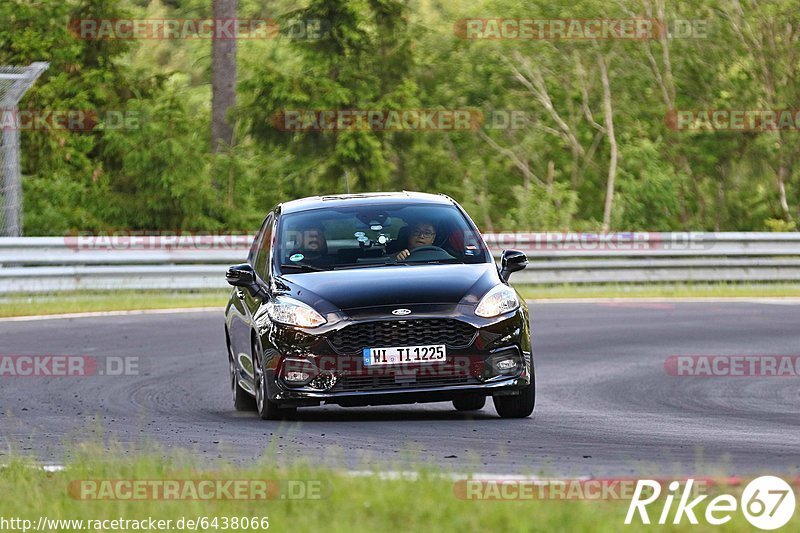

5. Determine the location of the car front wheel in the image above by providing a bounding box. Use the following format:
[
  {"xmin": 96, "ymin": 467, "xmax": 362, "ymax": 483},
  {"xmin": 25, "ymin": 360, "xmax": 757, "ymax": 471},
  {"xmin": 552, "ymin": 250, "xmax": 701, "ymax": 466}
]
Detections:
[
  {"xmin": 229, "ymin": 344, "xmax": 256, "ymax": 411},
  {"xmin": 254, "ymin": 346, "xmax": 296, "ymax": 421}
]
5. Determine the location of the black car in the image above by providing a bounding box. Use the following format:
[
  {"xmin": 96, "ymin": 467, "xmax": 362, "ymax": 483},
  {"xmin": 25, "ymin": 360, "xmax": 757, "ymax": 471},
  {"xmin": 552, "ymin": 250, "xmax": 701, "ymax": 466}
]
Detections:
[{"xmin": 224, "ymin": 192, "xmax": 533, "ymax": 419}]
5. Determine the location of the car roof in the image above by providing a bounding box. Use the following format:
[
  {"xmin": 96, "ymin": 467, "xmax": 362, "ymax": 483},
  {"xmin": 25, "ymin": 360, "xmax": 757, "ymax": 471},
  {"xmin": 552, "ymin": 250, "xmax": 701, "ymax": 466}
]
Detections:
[{"xmin": 279, "ymin": 191, "xmax": 455, "ymax": 214}]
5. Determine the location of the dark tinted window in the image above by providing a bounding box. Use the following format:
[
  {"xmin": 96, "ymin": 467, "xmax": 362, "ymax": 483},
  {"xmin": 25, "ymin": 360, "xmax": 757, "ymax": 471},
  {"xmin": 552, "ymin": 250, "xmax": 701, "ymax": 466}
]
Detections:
[
  {"xmin": 247, "ymin": 214, "xmax": 272, "ymax": 265},
  {"xmin": 253, "ymin": 214, "xmax": 274, "ymax": 279},
  {"xmin": 275, "ymin": 203, "xmax": 490, "ymax": 271}
]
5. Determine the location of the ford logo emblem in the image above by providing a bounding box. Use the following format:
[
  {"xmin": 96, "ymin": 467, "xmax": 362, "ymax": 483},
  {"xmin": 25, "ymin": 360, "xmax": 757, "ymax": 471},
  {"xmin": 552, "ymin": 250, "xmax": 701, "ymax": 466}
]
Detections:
[{"xmin": 392, "ymin": 308, "xmax": 412, "ymax": 316}]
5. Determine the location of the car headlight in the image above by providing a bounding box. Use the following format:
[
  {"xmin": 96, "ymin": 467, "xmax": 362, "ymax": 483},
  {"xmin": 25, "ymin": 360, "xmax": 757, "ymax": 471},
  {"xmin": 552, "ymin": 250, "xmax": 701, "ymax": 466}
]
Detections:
[
  {"xmin": 265, "ymin": 296, "xmax": 327, "ymax": 328},
  {"xmin": 475, "ymin": 285, "xmax": 520, "ymax": 318}
]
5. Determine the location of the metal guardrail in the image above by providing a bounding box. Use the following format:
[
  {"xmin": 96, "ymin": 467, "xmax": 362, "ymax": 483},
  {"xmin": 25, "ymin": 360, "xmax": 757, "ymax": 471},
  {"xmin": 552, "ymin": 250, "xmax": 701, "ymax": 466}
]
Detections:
[{"xmin": 0, "ymin": 232, "xmax": 799, "ymax": 293}]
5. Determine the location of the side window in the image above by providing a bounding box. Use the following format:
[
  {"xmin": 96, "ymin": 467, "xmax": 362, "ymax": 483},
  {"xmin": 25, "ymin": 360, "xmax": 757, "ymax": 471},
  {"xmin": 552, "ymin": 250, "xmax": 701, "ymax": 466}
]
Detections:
[
  {"xmin": 254, "ymin": 214, "xmax": 274, "ymax": 280},
  {"xmin": 247, "ymin": 214, "xmax": 271, "ymax": 265}
]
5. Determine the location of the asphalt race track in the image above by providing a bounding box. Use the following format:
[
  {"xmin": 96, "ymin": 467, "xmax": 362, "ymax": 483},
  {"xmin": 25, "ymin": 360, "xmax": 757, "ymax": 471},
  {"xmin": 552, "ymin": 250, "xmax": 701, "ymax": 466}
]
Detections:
[{"xmin": 2, "ymin": 301, "xmax": 799, "ymax": 477}]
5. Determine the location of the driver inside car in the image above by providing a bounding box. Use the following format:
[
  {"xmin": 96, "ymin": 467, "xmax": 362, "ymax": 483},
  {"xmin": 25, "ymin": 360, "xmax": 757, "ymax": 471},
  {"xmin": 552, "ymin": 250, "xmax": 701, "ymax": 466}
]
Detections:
[
  {"xmin": 395, "ymin": 221, "xmax": 436, "ymax": 261},
  {"xmin": 287, "ymin": 225, "xmax": 331, "ymax": 266}
]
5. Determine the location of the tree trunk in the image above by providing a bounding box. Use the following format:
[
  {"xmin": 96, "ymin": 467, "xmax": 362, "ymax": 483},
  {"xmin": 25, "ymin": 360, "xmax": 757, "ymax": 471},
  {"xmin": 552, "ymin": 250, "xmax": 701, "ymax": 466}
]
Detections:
[
  {"xmin": 211, "ymin": 0, "xmax": 238, "ymax": 154},
  {"xmin": 777, "ymin": 161, "xmax": 791, "ymax": 220},
  {"xmin": 599, "ymin": 54, "xmax": 617, "ymax": 231}
]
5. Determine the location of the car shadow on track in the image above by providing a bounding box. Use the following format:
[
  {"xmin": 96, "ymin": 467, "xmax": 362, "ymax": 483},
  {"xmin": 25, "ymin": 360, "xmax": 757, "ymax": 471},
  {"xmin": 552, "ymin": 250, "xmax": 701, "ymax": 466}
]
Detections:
[
  {"xmin": 224, "ymin": 406, "xmax": 504, "ymax": 422},
  {"xmin": 294, "ymin": 408, "xmax": 500, "ymax": 422}
]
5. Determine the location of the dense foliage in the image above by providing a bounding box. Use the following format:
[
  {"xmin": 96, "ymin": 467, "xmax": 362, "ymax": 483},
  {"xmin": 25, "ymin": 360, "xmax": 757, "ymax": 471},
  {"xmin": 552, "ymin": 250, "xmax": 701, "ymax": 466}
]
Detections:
[{"xmin": 1, "ymin": 0, "xmax": 798, "ymax": 233}]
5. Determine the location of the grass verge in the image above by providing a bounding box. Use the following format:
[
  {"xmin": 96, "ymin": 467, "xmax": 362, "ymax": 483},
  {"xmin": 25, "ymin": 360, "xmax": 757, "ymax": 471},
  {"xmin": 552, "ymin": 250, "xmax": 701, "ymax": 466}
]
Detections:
[
  {"xmin": 0, "ymin": 290, "xmax": 229, "ymax": 318},
  {"xmin": 517, "ymin": 282, "xmax": 800, "ymax": 300},
  {"xmin": 1, "ymin": 449, "xmax": 791, "ymax": 532}
]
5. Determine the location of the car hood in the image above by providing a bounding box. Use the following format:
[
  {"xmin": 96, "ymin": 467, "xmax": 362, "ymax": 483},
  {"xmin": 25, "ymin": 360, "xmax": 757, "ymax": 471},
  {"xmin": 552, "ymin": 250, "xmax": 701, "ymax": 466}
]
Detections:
[{"xmin": 280, "ymin": 263, "xmax": 500, "ymax": 311}]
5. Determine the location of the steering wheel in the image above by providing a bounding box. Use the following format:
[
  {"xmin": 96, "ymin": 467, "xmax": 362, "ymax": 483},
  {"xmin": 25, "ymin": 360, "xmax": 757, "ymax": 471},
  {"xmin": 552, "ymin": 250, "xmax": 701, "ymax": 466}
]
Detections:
[
  {"xmin": 402, "ymin": 245, "xmax": 456, "ymax": 262},
  {"xmin": 408, "ymin": 245, "xmax": 446, "ymax": 255}
]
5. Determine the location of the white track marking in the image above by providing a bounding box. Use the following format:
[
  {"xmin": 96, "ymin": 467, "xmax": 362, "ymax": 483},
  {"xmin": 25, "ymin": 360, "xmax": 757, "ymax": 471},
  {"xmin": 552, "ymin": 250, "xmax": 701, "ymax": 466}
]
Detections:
[
  {"xmin": 0, "ymin": 307, "xmax": 225, "ymax": 322},
  {"xmin": 529, "ymin": 297, "xmax": 800, "ymax": 304}
]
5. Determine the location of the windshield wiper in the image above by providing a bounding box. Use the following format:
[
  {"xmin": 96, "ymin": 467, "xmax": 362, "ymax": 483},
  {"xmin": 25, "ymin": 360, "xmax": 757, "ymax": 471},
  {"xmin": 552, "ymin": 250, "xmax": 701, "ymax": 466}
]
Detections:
[
  {"xmin": 280, "ymin": 263, "xmax": 327, "ymax": 272},
  {"xmin": 334, "ymin": 261, "xmax": 408, "ymax": 270}
]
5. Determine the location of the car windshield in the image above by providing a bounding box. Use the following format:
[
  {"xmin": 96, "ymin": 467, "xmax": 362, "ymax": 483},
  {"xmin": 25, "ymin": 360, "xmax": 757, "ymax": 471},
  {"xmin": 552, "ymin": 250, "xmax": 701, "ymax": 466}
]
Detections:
[{"xmin": 275, "ymin": 203, "xmax": 491, "ymax": 272}]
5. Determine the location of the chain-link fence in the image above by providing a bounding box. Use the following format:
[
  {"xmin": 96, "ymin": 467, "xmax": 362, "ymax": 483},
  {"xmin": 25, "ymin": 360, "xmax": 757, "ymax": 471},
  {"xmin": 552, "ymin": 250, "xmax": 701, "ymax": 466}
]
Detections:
[{"xmin": 0, "ymin": 62, "xmax": 48, "ymax": 236}]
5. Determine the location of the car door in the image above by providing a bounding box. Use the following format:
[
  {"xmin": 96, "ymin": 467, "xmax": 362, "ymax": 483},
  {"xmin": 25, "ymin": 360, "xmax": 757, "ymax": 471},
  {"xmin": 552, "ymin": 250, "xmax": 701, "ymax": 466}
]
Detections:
[{"xmin": 229, "ymin": 213, "xmax": 273, "ymax": 386}]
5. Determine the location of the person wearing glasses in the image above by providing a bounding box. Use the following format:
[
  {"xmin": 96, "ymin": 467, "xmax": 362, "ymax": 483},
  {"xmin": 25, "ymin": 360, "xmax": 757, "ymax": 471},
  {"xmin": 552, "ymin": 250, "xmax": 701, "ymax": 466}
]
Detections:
[
  {"xmin": 286, "ymin": 224, "xmax": 330, "ymax": 266},
  {"xmin": 395, "ymin": 221, "xmax": 437, "ymax": 261}
]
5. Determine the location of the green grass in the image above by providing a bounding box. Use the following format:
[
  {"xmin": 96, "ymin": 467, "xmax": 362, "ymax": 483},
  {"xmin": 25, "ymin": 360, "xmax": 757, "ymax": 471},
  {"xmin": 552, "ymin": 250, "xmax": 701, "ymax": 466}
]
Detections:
[
  {"xmin": 517, "ymin": 283, "xmax": 800, "ymax": 300},
  {"xmin": 0, "ymin": 447, "xmax": 786, "ymax": 532},
  {"xmin": 1, "ymin": 283, "xmax": 799, "ymax": 319},
  {"xmin": 0, "ymin": 290, "xmax": 229, "ymax": 318}
]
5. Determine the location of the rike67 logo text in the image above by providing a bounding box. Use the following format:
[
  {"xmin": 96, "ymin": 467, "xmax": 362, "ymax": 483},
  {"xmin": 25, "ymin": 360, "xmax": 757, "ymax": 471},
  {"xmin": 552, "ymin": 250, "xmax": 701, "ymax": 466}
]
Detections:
[{"xmin": 625, "ymin": 476, "xmax": 796, "ymax": 530}]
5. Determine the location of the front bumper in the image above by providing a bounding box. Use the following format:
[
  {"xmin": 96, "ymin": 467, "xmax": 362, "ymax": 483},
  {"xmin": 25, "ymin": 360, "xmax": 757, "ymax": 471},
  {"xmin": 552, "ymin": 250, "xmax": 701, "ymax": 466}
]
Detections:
[
  {"xmin": 274, "ymin": 375, "xmax": 528, "ymax": 407},
  {"xmin": 258, "ymin": 307, "xmax": 532, "ymax": 407}
]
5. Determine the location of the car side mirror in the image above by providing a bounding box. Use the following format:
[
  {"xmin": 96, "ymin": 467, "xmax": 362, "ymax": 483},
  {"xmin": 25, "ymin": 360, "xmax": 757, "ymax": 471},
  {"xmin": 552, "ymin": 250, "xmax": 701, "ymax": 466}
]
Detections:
[
  {"xmin": 226, "ymin": 263, "xmax": 260, "ymax": 297},
  {"xmin": 499, "ymin": 250, "xmax": 528, "ymax": 282}
]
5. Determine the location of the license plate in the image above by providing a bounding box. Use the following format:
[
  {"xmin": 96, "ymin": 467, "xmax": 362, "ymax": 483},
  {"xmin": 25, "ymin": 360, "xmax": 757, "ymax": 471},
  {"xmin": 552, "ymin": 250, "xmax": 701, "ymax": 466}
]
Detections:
[{"xmin": 363, "ymin": 345, "xmax": 446, "ymax": 366}]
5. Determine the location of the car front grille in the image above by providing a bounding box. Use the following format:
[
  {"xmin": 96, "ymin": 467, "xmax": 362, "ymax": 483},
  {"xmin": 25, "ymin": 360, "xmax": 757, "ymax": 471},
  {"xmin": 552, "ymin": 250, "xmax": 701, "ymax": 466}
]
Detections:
[{"xmin": 328, "ymin": 319, "xmax": 477, "ymax": 354}]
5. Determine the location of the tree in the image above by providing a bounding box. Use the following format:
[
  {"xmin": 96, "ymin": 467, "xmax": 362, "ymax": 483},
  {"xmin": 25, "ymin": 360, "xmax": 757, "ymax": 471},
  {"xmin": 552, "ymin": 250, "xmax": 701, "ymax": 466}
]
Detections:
[
  {"xmin": 240, "ymin": 0, "xmax": 417, "ymax": 196},
  {"xmin": 211, "ymin": 0, "xmax": 238, "ymax": 153}
]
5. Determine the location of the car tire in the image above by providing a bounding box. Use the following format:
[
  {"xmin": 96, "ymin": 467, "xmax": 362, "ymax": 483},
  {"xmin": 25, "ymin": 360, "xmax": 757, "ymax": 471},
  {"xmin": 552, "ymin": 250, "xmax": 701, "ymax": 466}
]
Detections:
[
  {"xmin": 452, "ymin": 394, "xmax": 486, "ymax": 411},
  {"xmin": 493, "ymin": 380, "xmax": 535, "ymax": 419},
  {"xmin": 254, "ymin": 345, "xmax": 297, "ymax": 421}
]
